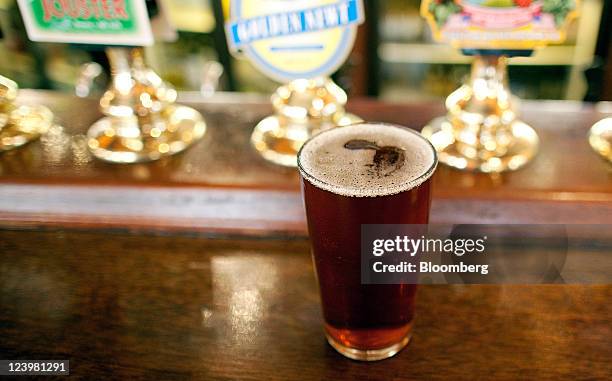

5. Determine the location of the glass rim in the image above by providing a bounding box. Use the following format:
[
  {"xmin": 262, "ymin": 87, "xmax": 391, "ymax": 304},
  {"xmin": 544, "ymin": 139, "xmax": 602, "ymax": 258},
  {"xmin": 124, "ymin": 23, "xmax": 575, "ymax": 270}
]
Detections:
[{"xmin": 297, "ymin": 122, "xmax": 439, "ymax": 196}]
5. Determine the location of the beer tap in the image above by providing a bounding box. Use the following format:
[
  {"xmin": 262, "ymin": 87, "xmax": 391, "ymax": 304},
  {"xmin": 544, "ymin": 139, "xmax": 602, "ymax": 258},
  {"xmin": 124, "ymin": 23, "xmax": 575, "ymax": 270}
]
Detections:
[
  {"xmin": 86, "ymin": 47, "xmax": 207, "ymax": 163},
  {"xmin": 422, "ymin": 53, "xmax": 539, "ymax": 172},
  {"xmin": 0, "ymin": 75, "xmax": 53, "ymax": 152},
  {"xmin": 251, "ymin": 77, "xmax": 361, "ymax": 167}
]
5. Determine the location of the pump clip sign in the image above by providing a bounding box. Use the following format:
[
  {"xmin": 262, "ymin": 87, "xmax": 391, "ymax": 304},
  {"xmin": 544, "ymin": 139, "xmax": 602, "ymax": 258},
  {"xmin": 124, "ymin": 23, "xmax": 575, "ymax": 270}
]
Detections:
[
  {"xmin": 17, "ymin": 0, "xmax": 153, "ymax": 45},
  {"xmin": 421, "ymin": 0, "xmax": 579, "ymax": 49},
  {"xmin": 226, "ymin": 0, "xmax": 365, "ymax": 83}
]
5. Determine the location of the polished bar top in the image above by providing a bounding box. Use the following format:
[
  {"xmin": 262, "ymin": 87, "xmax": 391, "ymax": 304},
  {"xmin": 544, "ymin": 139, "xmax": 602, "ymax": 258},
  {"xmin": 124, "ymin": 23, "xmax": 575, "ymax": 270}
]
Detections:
[
  {"xmin": 1, "ymin": 230, "xmax": 610, "ymax": 380},
  {"xmin": 0, "ymin": 91, "xmax": 610, "ymax": 236},
  {"xmin": 0, "ymin": 92, "xmax": 611, "ymax": 379},
  {"xmin": 2, "ymin": 91, "xmax": 611, "ymax": 197}
]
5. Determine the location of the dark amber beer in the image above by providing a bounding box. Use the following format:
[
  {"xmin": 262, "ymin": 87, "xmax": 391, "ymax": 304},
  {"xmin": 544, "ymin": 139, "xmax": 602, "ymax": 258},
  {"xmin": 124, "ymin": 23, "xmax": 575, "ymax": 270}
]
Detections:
[{"xmin": 298, "ymin": 123, "xmax": 437, "ymax": 361}]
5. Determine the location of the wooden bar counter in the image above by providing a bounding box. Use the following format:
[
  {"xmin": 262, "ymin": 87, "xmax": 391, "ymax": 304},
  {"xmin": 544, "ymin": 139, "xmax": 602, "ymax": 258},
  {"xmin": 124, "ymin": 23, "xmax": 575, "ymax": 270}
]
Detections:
[{"xmin": 0, "ymin": 91, "xmax": 611, "ymax": 379}]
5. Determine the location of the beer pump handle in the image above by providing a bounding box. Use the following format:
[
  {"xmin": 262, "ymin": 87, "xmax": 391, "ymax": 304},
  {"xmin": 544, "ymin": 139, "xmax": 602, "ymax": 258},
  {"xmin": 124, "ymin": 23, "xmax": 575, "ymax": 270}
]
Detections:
[{"xmin": 421, "ymin": 51, "xmax": 540, "ymax": 172}]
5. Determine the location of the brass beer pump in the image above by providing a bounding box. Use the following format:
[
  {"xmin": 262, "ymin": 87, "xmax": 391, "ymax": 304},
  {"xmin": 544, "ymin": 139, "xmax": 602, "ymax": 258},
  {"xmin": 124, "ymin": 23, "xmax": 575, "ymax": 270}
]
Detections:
[
  {"xmin": 0, "ymin": 75, "xmax": 53, "ymax": 152},
  {"xmin": 422, "ymin": 55, "xmax": 539, "ymax": 173},
  {"xmin": 588, "ymin": 118, "xmax": 611, "ymax": 162},
  {"xmin": 251, "ymin": 77, "xmax": 361, "ymax": 167},
  {"xmin": 87, "ymin": 47, "xmax": 206, "ymax": 163}
]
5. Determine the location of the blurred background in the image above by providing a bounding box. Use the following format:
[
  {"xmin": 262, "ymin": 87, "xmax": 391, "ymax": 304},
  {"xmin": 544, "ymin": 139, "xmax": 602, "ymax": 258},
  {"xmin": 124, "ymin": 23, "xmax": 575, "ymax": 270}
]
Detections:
[{"xmin": 0, "ymin": 0, "xmax": 610, "ymax": 101}]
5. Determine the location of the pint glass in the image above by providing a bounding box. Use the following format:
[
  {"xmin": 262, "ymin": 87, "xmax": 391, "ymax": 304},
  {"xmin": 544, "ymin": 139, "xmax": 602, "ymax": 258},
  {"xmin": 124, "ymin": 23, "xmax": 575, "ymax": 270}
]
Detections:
[{"xmin": 298, "ymin": 123, "xmax": 437, "ymax": 361}]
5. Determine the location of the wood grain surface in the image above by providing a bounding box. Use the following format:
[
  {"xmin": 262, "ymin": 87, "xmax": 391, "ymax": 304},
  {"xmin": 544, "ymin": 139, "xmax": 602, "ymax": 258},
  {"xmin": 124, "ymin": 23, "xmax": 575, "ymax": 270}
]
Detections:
[
  {"xmin": 0, "ymin": 91, "xmax": 610, "ymax": 379},
  {"xmin": 0, "ymin": 91, "xmax": 610, "ymax": 235},
  {"xmin": 0, "ymin": 229, "xmax": 610, "ymax": 380}
]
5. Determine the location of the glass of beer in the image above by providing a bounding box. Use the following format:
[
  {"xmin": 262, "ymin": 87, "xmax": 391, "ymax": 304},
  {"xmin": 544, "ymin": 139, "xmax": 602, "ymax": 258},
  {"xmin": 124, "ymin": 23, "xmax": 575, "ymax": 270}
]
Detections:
[{"xmin": 297, "ymin": 122, "xmax": 437, "ymax": 361}]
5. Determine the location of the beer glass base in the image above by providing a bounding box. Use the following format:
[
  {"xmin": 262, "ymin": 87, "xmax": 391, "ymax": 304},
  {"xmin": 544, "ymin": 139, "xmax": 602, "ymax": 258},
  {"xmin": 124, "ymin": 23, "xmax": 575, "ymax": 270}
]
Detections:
[{"xmin": 326, "ymin": 332, "xmax": 411, "ymax": 361}]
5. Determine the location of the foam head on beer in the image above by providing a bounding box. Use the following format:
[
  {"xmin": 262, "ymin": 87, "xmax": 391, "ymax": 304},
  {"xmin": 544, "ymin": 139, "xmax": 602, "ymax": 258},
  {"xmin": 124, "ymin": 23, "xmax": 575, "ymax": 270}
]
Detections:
[{"xmin": 298, "ymin": 123, "xmax": 437, "ymax": 197}]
